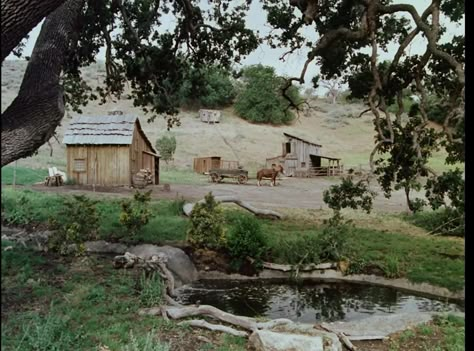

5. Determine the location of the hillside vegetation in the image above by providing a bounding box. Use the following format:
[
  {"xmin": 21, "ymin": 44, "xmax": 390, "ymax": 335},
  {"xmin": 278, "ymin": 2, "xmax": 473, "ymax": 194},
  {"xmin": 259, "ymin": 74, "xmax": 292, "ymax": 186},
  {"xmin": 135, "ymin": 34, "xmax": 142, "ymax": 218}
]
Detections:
[{"xmin": 1, "ymin": 60, "xmax": 455, "ymax": 175}]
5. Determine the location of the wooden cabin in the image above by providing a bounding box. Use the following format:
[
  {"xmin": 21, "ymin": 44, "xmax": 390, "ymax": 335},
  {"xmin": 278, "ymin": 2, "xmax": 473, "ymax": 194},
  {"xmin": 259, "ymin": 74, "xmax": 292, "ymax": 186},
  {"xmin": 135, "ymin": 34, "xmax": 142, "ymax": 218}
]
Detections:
[
  {"xmin": 266, "ymin": 132, "xmax": 343, "ymax": 177},
  {"xmin": 63, "ymin": 113, "xmax": 160, "ymax": 186},
  {"xmin": 193, "ymin": 156, "xmax": 239, "ymax": 174}
]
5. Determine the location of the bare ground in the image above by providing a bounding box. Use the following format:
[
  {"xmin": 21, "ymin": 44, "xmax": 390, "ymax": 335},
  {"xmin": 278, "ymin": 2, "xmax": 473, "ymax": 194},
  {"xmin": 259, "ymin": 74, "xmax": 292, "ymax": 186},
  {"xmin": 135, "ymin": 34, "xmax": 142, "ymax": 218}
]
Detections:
[{"xmin": 26, "ymin": 176, "xmax": 418, "ymax": 213}]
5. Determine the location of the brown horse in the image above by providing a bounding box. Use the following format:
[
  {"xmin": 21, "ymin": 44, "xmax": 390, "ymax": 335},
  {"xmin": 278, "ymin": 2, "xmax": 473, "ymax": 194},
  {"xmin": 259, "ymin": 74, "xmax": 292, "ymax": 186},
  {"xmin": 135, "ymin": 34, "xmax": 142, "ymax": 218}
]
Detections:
[{"xmin": 256, "ymin": 164, "xmax": 285, "ymax": 187}]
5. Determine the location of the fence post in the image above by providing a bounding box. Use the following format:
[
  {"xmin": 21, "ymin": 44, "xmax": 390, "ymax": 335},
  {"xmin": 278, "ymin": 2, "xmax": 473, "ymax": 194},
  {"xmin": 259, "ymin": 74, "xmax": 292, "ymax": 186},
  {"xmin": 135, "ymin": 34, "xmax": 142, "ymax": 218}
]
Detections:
[{"xmin": 13, "ymin": 160, "xmax": 17, "ymax": 189}]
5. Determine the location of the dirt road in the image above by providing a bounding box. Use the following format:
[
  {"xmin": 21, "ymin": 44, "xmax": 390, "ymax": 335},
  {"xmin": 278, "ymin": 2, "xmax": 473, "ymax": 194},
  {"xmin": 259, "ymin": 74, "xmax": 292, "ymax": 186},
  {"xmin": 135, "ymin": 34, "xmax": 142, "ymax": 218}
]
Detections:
[{"xmin": 28, "ymin": 177, "xmax": 418, "ymax": 213}]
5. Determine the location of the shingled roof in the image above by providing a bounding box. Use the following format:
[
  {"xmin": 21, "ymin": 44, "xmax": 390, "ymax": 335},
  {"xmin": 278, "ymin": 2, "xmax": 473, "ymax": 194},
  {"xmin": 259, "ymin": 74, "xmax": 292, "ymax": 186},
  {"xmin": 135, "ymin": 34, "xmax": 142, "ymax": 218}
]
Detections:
[{"xmin": 63, "ymin": 115, "xmax": 156, "ymax": 153}]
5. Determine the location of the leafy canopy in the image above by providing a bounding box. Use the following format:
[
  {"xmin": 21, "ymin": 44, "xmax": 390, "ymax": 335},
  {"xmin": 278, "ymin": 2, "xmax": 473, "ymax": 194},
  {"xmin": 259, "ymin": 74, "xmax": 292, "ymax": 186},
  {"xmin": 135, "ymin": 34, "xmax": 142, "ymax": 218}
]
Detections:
[{"xmin": 234, "ymin": 64, "xmax": 302, "ymax": 125}]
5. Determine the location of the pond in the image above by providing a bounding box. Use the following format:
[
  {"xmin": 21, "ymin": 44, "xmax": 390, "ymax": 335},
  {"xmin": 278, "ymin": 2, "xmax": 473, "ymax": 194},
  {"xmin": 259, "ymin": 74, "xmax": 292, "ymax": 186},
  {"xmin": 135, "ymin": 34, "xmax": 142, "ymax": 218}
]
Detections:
[{"xmin": 175, "ymin": 280, "xmax": 464, "ymax": 323}]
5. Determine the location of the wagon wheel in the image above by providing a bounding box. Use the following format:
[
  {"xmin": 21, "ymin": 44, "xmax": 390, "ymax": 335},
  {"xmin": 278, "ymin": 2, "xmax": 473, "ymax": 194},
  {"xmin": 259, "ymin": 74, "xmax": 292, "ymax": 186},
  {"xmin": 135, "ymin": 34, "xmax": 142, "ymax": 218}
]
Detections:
[
  {"xmin": 210, "ymin": 173, "xmax": 219, "ymax": 183},
  {"xmin": 238, "ymin": 174, "xmax": 248, "ymax": 184}
]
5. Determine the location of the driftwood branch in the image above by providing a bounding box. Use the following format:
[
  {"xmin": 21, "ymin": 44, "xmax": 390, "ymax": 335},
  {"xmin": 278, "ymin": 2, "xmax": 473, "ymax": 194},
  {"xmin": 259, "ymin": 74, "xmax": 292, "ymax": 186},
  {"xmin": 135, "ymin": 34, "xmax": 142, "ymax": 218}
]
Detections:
[
  {"xmin": 247, "ymin": 257, "xmax": 337, "ymax": 272},
  {"xmin": 183, "ymin": 196, "xmax": 283, "ymax": 219},
  {"xmin": 178, "ymin": 319, "xmax": 249, "ymax": 337}
]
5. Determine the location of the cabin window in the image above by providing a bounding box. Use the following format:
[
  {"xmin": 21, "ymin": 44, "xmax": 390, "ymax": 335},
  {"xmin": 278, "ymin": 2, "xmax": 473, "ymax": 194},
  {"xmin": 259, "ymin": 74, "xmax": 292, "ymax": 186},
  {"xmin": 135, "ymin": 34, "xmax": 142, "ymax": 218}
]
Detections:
[
  {"xmin": 74, "ymin": 159, "xmax": 86, "ymax": 172},
  {"xmin": 301, "ymin": 162, "xmax": 306, "ymax": 168},
  {"xmin": 285, "ymin": 142, "xmax": 291, "ymax": 154}
]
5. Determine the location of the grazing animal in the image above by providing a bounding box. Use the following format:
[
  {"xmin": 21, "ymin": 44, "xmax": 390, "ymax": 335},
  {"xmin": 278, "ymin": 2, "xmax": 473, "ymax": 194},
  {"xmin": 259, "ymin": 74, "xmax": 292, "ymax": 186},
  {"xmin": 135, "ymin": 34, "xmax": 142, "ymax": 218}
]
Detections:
[{"xmin": 256, "ymin": 164, "xmax": 285, "ymax": 187}]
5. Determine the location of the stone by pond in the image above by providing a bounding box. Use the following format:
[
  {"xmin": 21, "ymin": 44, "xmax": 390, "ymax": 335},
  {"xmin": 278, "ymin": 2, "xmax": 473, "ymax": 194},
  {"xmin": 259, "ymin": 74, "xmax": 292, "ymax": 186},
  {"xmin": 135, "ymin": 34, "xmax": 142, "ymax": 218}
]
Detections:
[{"xmin": 175, "ymin": 279, "xmax": 464, "ymax": 324}]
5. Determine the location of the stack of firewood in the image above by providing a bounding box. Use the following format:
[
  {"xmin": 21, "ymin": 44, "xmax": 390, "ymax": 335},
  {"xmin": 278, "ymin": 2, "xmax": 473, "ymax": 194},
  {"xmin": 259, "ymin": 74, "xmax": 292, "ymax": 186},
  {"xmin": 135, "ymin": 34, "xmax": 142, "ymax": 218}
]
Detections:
[{"xmin": 132, "ymin": 169, "xmax": 153, "ymax": 188}]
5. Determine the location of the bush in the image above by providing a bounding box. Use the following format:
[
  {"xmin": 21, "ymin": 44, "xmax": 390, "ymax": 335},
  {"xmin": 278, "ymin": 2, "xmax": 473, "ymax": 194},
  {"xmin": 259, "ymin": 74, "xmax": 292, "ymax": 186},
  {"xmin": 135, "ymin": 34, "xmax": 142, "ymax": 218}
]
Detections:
[
  {"xmin": 273, "ymin": 233, "xmax": 322, "ymax": 266},
  {"xmin": 178, "ymin": 65, "xmax": 236, "ymax": 109},
  {"xmin": 2, "ymin": 192, "xmax": 34, "ymax": 225},
  {"xmin": 226, "ymin": 214, "xmax": 267, "ymax": 270},
  {"xmin": 119, "ymin": 191, "xmax": 152, "ymax": 237},
  {"xmin": 49, "ymin": 195, "xmax": 99, "ymax": 254},
  {"xmin": 318, "ymin": 214, "xmax": 350, "ymax": 261},
  {"xmin": 234, "ymin": 64, "xmax": 302, "ymax": 125},
  {"xmin": 187, "ymin": 192, "xmax": 225, "ymax": 249},
  {"xmin": 155, "ymin": 134, "xmax": 177, "ymax": 164}
]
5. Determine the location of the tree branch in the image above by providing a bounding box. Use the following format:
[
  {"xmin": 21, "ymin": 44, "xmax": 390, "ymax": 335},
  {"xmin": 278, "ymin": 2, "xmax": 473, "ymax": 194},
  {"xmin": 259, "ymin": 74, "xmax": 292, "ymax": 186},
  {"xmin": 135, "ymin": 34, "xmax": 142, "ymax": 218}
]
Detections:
[
  {"xmin": 1, "ymin": 0, "xmax": 67, "ymax": 62},
  {"xmin": 1, "ymin": 0, "xmax": 84, "ymax": 167}
]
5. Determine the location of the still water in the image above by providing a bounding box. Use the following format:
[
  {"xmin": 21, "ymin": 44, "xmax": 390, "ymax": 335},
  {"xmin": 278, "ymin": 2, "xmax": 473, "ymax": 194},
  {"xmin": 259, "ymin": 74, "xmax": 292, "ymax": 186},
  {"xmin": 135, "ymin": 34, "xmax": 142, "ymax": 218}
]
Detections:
[{"xmin": 176, "ymin": 279, "xmax": 464, "ymax": 323}]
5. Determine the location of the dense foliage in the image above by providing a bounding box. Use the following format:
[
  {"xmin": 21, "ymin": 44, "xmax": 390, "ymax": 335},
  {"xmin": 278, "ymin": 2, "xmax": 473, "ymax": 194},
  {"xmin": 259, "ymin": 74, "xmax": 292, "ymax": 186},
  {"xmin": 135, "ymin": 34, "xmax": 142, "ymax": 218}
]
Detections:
[
  {"xmin": 226, "ymin": 214, "xmax": 267, "ymax": 270},
  {"xmin": 234, "ymin": 64, "xmax": 302, "ymax": 125},
  {"xmin": 187, "ymin": 192, "xmax": 226, "ymax": 249},
  {"xmin": 61, "ymin": 0, "xmax": 260, "ymax": 128},
  {"xmin": 178, "ymin": 65, "xmax": 236, "ymax": 108},
  {"xmin": 119, "ymin": 190, "xmax": 152, "ymax": 237},
  {"xmin": 323, "ymin": 175, "xmax": 377, "ymax": 214},
  {"xmin": 49, "ymin": 195, "xmax": 99, "ymax": 254},
  {"xmin": 155, "ymin": 134, "xmax": 177, "ymax": 164}
]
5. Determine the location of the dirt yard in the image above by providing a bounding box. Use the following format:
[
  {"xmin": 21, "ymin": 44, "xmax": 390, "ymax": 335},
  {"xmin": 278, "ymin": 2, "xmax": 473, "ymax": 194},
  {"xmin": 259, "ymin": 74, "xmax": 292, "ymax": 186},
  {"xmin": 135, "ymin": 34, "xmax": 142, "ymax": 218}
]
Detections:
[{"xmin": 28, "ymin": 176, "xmax": 419, "ymax": 213}]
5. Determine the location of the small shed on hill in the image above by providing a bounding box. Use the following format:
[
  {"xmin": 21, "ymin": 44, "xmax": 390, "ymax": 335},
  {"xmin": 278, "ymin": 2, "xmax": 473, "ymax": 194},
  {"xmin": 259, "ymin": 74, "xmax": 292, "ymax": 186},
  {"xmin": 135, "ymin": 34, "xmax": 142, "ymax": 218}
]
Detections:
[
  {"xmin": 199, "ymin": 109, "xmax": 221, "ymax": 123},
  {"xmin": 266, "ymin": 132, "xmax": 342, "ymax": 177},
  {"xmin": 63, "ymin": 113, "xmax": 160, "ymax": 186},
  {"xmin": 193, "ymin": 156, "xmax": 239, "ymax": 174}
]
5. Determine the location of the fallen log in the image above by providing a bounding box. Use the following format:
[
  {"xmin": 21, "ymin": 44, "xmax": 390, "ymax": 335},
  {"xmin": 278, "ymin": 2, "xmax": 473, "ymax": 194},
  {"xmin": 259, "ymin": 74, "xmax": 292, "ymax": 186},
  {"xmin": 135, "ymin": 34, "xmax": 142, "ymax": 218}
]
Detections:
[
  {"xmin": 183, "ymin": 196, "xmax": 283, "ymax": 219},
  {"xmin": 178, "ymin": 319, "xmax": 248, "ymax": 337},
  {"xmin": 337, "ymin": 332, "xmax": 358, "ymax": 351},
  {"xmin": 247, "ymin": 257, "xmax": 337, "ymax": 272}
]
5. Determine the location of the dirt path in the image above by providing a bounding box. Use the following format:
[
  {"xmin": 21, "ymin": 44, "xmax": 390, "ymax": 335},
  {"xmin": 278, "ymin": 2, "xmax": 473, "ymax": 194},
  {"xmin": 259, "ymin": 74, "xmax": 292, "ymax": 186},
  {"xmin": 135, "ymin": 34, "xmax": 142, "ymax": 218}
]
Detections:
[{"xmin": 25, "ymin": 177, "xmax": 420, "ymax": 213}]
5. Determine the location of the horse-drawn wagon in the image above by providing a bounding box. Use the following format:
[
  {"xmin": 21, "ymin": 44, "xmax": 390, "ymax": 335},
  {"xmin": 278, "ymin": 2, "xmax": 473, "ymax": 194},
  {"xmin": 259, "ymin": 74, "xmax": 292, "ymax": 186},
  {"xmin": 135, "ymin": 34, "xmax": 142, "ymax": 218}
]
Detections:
[{"xmin": 209, "ymin": 167, "xmax": 249, "ymax": 184}]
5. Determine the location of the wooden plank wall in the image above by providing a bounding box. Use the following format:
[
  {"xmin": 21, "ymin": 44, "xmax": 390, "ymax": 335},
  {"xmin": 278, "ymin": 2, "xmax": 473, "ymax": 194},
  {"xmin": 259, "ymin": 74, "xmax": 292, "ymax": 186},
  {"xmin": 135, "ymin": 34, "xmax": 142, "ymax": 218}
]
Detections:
[
  {"xmin": 131, "ymin": 123, "xmax": 155, "ymax": 183},
  {"xmin": 66, "ymin": 145, "xmax": 130, "ymax": 185}
]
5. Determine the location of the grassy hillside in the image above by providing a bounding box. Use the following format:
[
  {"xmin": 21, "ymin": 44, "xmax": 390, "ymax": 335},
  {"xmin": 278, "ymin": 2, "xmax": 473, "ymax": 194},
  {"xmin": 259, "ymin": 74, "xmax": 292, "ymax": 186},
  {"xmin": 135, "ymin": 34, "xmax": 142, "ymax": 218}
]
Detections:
[{"xmin": 1, "ymin": 60, "xmax": 460, "ymax": 175}]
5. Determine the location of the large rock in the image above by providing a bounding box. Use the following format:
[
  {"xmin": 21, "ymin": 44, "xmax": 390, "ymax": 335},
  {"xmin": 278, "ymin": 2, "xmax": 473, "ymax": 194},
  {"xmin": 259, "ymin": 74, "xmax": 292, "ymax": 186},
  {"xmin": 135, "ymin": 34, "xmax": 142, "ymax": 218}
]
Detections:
[
  {"xmin": 128, "ymin": 244, "xmax": 198, "ymax": 286},
  {"xmin": 249, "ymin": 330, "xmax": 324, "ymax": 351}
]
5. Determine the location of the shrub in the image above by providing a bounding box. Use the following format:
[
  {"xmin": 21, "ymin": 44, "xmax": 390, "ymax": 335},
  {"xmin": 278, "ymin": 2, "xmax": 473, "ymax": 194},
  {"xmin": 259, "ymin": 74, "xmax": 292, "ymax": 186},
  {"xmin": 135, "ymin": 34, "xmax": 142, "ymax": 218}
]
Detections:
[
  {"xmin": 49, "ymin": 195, "xmax": 99, "ymax": 254},
  {"xmin": 178, "ymin": 65, "xmax": 236, "ymax": 109},
  {"xmin": 187, "ymin": 192, "xmax": 225, "ymax": 249},
  {"xmin": 318, "ymin": 213, "xmax": 350, "ymax": 262},
  {"xmin": 119, "ymin": 191, "xmax": 152, "ymax": 237},
  {"xmin": 155, "ymin": 134, "xmax": 177, "ymax": 164},
  {"xmin": 226, "ymin": 214, "xmax": 267, "ymax": 270},
  {"xmin": 2, "ymin": 192, "xmax": 34, "ymax": 225},
  {"xmin": 273, "ymin": 233, "xmax": 322, "ymax": 266},
  {"xmin": 234, "ymin": 64, "xmax": 302, "ymax": 125}
]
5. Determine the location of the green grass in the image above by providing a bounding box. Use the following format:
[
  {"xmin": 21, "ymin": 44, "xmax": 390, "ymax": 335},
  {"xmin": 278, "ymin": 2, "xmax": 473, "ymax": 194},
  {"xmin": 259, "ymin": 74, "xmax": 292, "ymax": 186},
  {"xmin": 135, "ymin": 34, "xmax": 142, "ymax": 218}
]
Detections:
[
  {"xmin": 1, "ymin": 166, "xmax": 48, "ymax": 185},
  {"xmin": 2, "ymin": 189, "xmax": 465, "ymax": 291},
  {"xmin": 159, "ymin": 168, "xmax": 208, "ymax": 185},
  {"xmin": 0, "ymin": 241, "xmax": 245, "ymax": 350},
  {"xmin": 388, "ymin": 314, "xmax": 464, "ymax": 351},
  {"xmin": 258, "ymin": 218, "xmax": 464, "ymax": 291},
  {"xmin": 1, "ymin": 189, "xmax": 189, "ymax": 244}
]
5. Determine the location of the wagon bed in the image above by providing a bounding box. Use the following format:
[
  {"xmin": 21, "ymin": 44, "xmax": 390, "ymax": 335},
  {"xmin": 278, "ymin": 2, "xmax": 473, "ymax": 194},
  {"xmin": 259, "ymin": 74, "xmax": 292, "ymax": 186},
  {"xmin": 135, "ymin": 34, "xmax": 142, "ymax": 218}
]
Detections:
[{"xmin": 209, "ymin": 168, "xmax": 249, "ymax": 184}]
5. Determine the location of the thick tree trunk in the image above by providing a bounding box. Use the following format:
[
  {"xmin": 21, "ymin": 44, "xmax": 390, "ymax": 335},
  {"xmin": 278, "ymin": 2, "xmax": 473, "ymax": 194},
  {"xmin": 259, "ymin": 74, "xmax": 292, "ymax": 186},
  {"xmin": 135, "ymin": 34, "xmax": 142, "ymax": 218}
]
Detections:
[
  {"xmin": 1, "ymin": 0, "xmax": 67, "ymax": 62},
  {"xmin": 1, "ymin": 0, "xmax": 83, "ymax": 167}
]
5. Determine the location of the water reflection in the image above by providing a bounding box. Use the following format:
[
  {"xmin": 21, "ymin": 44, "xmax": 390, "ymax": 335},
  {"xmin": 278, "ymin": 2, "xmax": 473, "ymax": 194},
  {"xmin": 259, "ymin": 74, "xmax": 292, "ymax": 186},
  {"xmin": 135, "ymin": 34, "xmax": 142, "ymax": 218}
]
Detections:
[{"xmin": 176, "ymin": 280, "xmax": 464, "ymax": 323}]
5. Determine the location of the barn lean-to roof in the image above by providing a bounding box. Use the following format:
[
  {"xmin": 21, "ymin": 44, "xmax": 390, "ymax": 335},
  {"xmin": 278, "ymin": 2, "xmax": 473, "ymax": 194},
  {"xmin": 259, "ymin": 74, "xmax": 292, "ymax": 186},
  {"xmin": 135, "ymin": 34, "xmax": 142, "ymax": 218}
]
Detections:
[
  {"xmin": 63, "ymin": 115, "xmax": 157, "ymax": 154},
  {"xmin": 283, "ymin": 132, "xmax": 322, "ymax": 148}
]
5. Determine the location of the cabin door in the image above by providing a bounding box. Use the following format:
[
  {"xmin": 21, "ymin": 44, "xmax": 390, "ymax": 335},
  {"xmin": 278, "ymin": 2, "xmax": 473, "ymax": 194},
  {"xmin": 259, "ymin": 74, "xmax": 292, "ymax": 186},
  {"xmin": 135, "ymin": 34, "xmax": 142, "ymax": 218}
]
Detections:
[{"xmin": 284, "ymin": 157, "xmax": 298, "ymax": 177}]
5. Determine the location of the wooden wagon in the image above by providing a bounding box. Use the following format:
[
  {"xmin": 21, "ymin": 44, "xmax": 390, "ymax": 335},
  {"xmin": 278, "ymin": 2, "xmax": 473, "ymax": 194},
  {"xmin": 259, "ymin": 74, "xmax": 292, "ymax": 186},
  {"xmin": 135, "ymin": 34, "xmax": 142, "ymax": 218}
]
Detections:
[{"xmin": 209, "ymin": 168, "xmax": 249, "ymax": 184}]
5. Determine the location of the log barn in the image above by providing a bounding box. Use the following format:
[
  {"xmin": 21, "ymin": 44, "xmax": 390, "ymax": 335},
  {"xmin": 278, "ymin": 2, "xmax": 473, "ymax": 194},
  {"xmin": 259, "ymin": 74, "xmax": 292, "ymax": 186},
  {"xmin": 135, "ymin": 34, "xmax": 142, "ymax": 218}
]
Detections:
[
  {"xmin": 63, "ymin": 113, "xmax": 160, "ymax": 186},
  {"xmin": 266, "ymin": 132, "xmax": 343, "ymax": 177}
]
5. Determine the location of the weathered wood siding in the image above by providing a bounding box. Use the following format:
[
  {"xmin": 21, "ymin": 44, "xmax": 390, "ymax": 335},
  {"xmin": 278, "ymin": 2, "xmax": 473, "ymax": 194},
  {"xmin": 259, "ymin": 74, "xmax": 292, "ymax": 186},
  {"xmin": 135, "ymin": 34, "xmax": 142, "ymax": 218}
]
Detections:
[
  {"xmin": 193, "ymin": 157, "xmax": 222, "ymax": 173},
  {"xmin": 130, "ymin": 122, "xmax": 156, "ymax": 183},
  {"xmin": 290, "ymin": 138, "xmax": 321, "ymax": 167},
  {"xmin": 66, "ymin": 145, "xmax": 130, "ymax": 185}
]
